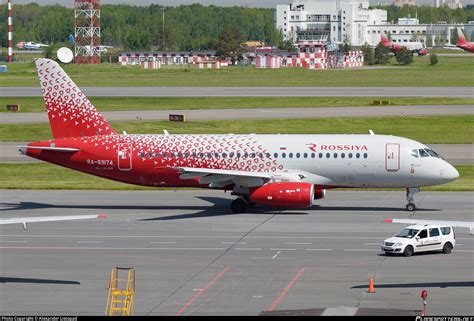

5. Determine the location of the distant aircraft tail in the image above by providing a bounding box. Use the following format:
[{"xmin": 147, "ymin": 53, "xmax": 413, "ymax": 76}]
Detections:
[
  {"xmin": 457, "ymin": 27, "xmax": 467, "ymax": 46},
  {"xmin": 380, "ymin": 31, "xmax": 390, "ymax": 45},
  {"xmin": 35, "ymin": 58, "xmax": 117, "ymax": 139}
]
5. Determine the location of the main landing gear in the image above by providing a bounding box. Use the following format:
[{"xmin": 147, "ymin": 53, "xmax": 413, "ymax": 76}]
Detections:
[
  {"xmin": 231, "ymin": 198, "xmax": 247, "ymax": 213},
  {"xmin": 406, "ymin": 187, "xmax": 420, "ymax": 212}
]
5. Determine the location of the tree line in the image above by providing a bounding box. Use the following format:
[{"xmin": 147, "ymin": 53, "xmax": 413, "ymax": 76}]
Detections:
[{"xmin": 1, "ymin": 3, "xmax": 473, "ymax": 51}]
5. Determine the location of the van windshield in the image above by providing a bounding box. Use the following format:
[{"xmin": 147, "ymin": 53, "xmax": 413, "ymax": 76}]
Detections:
[{"xmin": 397, "ymin": 228, "xmax": 419, "ymax": 238}]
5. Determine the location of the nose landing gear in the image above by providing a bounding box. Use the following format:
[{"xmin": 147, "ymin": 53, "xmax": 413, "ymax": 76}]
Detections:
[{"xmin": 406, "ymin": 187, "xmax": 420, "ymax": 211}]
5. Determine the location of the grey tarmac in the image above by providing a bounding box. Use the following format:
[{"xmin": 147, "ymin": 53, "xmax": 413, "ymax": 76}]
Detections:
[
  {"xmin": 0, "ymin": 190, "xmax": 473, "ymax": 315},
  {"xmin": 2, "ymin": 86, "xmax": 474, "ymax": 97},
  {"xmin": 1, "ymin": 142, "xmax": 472, "ymax": 165},
  {"xmin": 1, "ymin": 105, "xmax": 473, "ymax": 124}
]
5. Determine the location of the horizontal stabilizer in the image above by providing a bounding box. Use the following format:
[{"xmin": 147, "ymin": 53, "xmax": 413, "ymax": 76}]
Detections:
[
  {"xmin": 0, "ymin": 214, "xmax": 107, "ymax": 230},
  {"xmin": 384, "ymin": 218, "xmax": 474, "ymax": 235},
  {"xmin": 19, "ymin": 146, "xmax": 80, "ymax": 155}
]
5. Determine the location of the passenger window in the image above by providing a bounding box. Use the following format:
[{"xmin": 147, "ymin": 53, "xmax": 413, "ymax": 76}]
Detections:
[
  {"xmin": 250, "ymin": 153, "xmax": 256, "ymax": 158},
  {"xmin": 319, "ymin": 153, "xmax": 323, "ymax": 158},
  {"xmin": 304, "ymin": 153, "xmax": 308, "ymax": 158},
  {"xmin": 222, "ymin": 153, "xmax": 227, "ymax": 158},
  {"xmin": 148, "ymin": 153, "xmax": 153, "ymax": 159},
  {"xmin": 341, "ymin": 153, "xmax": 345, "ymax": 158},
  {"xmin": 207, "ymin": 153, "xmax": 212, "ymax": 158},
  {"xmin": 282, "ymin": 153, "xmax": 286, "ymax": 158},
  {"xmin": 429, "ymin": 228, "xmax": 440, "ymax": 237},
  {"xmin": 356, "ymin": 153, "xmax": 360, "ymax": 158},
  {"xmin": 311, "ymin": 153, "xmax": 315, "ymax": 158},
  {"xmin": 236, "ymin": 153, "xmax": 241, "ymax": 158},
  {"xmin": 229, "ymin": 152, "xmax": 234, "ymax": 158},
  {"xmin": 274, "ymin": 153, "xmax": 278, "ymax": 158},
  {"xmin": 266, "ymin": 153, "xmax": 271, "ymax": 158},
  {"xmin": 178, "ymin": 152, "xmax": 183, "ymax": 158},
  {"xmin": 348, "ymin": 153, "xmax": 353, "ymax": 159},
  {"xmin": 419, "ymin": 149, "xmax": 429, "ymax": 157},
  {"xmin": 296, "ymin": 153, "xmax": 300, "ymax": 158},
  {"xmin": 155, "ymin": 153, "xmax": 160, "ymax": 158},
  {"xmin": 440, "ymin": 227, "xmax": 451, "ymax": 235},
  {"xmin": 184, "ymin": 153, "xmax": 189, "ymax": 158},
  {"xmin": 163, "ymin": 152, "xmax": 167, "ymax": 159},
  {"xmin": 170, "ymin": 153, "xmax": 175, "ymax": 159},
  {"xmin": 326, "ymin": 153, "xmax": 330, "ymax": 158},
  {"xmin": 418, "ymin": 229, "xmax": 428, "ymax": 239},
  {"xmin": 363, "ymin": 153, "xmax": 368, "ymax": 159},
  {"xmin": 333, "ymin": 153, "xmax": 338, "ymax": 158},
  {"xmin": 192, "ymin": 152, "xmax": 197, "ymax": 158},
  {"xmin": 214, "ymin": 152, "xmax": 219, "ymax": 158},
  {"xmin": 140, "ymin": 152, "xmax": 145, "ymax": 159},
  {"xmin": 289, "ymin": 153, "xmax": 293, "ymax": 158},
  {"xmin": 411, "ymin": 149, "xmax": 419, "ymax": 158},
  {"xmin": 244, "ymin": 152, "xmax": 248, "ymax": 158}
]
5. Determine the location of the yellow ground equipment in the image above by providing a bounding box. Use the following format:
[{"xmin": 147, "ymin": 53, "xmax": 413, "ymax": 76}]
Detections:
[{"xmin": 106, "ymin": 267, "xmax": 135, "ymax": 316}]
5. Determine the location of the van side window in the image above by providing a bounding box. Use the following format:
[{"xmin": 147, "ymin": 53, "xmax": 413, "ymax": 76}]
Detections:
[
  {"xmin": 418, "ymin": 229, "xmax": 428, "ymax": 239},
  {"xmin": 429, "ymin": 228, "xmax": 440, "ymax": 237},
  {"xmin": 440, "ymin": 227, "xmax": 451, "ymax": 235}
]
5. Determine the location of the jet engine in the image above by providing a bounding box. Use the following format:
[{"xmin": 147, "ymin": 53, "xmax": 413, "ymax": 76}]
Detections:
[{"xmin": 249, "ymin": 182, "xmax": 325, "ymax": 208}]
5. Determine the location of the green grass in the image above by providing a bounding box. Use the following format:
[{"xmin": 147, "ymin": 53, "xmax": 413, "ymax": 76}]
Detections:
[
  {"xmin": 1, "ymin": 115, "xmax": 472, "ymax": 144},
  {"xmin": 0, "ymin": 163, "xmax": 471, "ymax": 191},
  {"xmin": 1, "ymin": 96, "xmax": 473, "ymax": 113},
  {"xmin": 2, "ymin": 55, "xmax": 473, "ymax": 87}
]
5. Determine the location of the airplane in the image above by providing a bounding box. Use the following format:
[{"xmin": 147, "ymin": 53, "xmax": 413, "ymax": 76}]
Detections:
[
  {"xmin": 0, "ymin": 214, "xmax": 106, "ymax": 230},
  {"xmin": 384, "ymin": 218, "xmax": 474, "ymax": 235},
  {"xmin": 454, "ymin": 28, "xmax": 474, "ymax": 53},
  {"xmin": 17, "ymin": 41, "xmax": 50, "ymax": 50},
  {"xmin": 20, "ymin": 58, "xmax": 459, "ymax": 213},
  {"xmin": 380, "ymin": 31, "xmax": 427, "ymax": 56}
]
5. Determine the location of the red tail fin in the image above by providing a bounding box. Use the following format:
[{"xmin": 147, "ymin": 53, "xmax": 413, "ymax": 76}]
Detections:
[
  {"xmin": 457, "ymin": 28, "xmax": 467, "ymax": 45},
  {"xmin": 35, "ymin": 59, "xmax": 117, "ymax": 139},
  {"xmin": 380, "ymin": 31, "xmax": 390, "ymax": 45}
]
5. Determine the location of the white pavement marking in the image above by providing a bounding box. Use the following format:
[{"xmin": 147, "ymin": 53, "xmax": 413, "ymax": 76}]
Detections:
[
  {"xmin": 77, "ymin": 241, "xmax": 103, "ymax": 244},
  {"xmin": 343, "ymin": 249, "xmax": 380, "ymax": 252},
  {"xmin": 272, "ymin": 251, "xmax": 282, "ymax": 259},
  {"xmin": 235, "ymin": 248, "xmax": 262, "ymax": 251},
  {"xmin": 270, "ymin": 248, "xmax": 297, "ymax": 251},
  {"xmin": 364, "ymin": 243, "xmax": 382, "ymax": 245},
  {"xmin": 149, "ymin": 241, "xmax": 177, "ymax": 244},
  {"xmin": 221, "ymin": 241, "xmax": 247, "ymax": 244},
  {"xmin": 285, "ymin": 242, "xmax": 312, "ymax": 245},
  {"xmin": 0, "ymin": 240, "xmax": 28, "ymax": 243},
  {"xmin": 305, "ymin": 248, "xmax": 333, "ymax": 251},
  {"xmin": 0, "ymin": 246, "xmax": 226, "ymax": 251}
]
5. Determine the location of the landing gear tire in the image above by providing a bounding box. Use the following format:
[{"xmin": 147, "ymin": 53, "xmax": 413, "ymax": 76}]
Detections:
[
  {"xmin": 403, "ymin": 245, "xmax": 414, "ymax": 257},
  {"xmin": 442, "ymin": 242, "xmax": 453, "ymax": 254},
  {"xmin": 231, "ymin": 198, "xmax": 247, "ymax": 214},
  {"xmin": 406, "ymin": 203, "xmax": 416, "ymax": 212}
]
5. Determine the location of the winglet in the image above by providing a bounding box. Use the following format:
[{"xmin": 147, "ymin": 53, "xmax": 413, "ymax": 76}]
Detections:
[
  {"xmin": 383, "ymin": 219, "xmax": 393, "ymax": 223},
  {"xmin": 97, "ymin": 214, "xmax": 108, "ymax": 219}
]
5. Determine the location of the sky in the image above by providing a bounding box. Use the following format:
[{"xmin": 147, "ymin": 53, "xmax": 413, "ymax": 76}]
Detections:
[{"xmin": 8, "ymin": 0, "xmax": 474, "ymax": 7}]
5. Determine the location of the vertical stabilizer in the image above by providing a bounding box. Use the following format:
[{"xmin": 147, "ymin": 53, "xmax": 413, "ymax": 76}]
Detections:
[
  {"xmin": 35, "ymin": 58, "xmax": 117, "ymax": 139},
  {"xmin": 457, "ymin": 27, "xmax": 467, "ymax": 45}
]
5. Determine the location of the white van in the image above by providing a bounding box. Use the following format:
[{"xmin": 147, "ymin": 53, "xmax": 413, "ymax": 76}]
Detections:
[{"xmin": 382, "ymin": 224, "xmax": 455, "ymax": 257}]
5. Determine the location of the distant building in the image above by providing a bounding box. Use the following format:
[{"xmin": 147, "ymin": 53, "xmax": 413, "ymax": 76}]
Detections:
[
  {"xmin": 276, "ymin": 0, "xmax": 470, "ymax": 47},
  {"xmin": 118, "ymin": 51, "xmax": 217, "ymax": 66},
  {"xmin": 275, "ymin": 0, "xmax": 387, "ymax": 46},
  {"xmin": 435, "ymin": 0, "xmax": 462, "ymax": 9},
  {"xmin": 394, "ymin": 0, "xmax": 417, "ymax": 7}
]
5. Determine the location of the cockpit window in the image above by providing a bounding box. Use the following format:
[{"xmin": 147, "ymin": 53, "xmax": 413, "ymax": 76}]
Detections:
[
  {"xmin": 411, "ymin": 149, "xmax": 419, "ymax": 158},
  {"xmin": 419, "ymin": 149, "xmax": 429, "ymax": 157},
  {"xmin": 427, "ymin": 149, "xmax": 441, "ymax": 158}
]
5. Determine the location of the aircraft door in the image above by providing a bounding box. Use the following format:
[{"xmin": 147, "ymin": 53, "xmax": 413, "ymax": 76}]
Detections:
[
  {"xmin": 385, "ymin": 143, "xmax": 400, "ymax": 172},
  {"xmin": 118, "ymin": 143, "xmax": 133, "ymax": 171}
]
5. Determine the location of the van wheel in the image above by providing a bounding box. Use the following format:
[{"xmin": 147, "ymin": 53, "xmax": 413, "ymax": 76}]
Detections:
[
  {"xmin": 442, "ymin": 242, "xmax": 453, "ymax": 254},
  {"xmin": 403, "ymin": 245, "xmax": 414, "ymax": 257}
]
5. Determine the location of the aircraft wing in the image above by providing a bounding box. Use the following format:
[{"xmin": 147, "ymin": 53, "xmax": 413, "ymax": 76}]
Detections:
[
  {"xmin": 384, "ymin": 218, "xmax": 474, "ymax": 235},
  {"xmin": 175, "ymin": 166, "xmax": 320, "ymax": 188},
  {"xmin": 0, "ymin": 214, "xmax": 107, "ymax": 229}
]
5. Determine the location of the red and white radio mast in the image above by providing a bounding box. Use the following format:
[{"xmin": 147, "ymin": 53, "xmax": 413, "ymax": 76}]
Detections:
[
  {"xmin": 7, "ymin": 0, "xmax": 13, "ymax": 63},
  {"xmin": 74, "ymin": 0, "xmax": 100, "ymax": 64}
]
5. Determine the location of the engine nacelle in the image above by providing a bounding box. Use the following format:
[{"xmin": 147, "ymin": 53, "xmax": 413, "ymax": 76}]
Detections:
[{"xmin": 249, "ymin": 182, "xmax": 324, "ymax": 208}]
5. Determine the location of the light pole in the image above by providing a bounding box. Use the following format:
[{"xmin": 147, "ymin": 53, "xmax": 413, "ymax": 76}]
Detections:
[{"xmin": 162, "ymin": 7, "xmax": 165, "ymax": 50}]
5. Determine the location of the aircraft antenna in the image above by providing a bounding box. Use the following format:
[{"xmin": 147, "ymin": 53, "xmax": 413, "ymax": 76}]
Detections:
[{"xmin": 74, "ymin": 0, "xmax": 101, "ymax": 64}]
